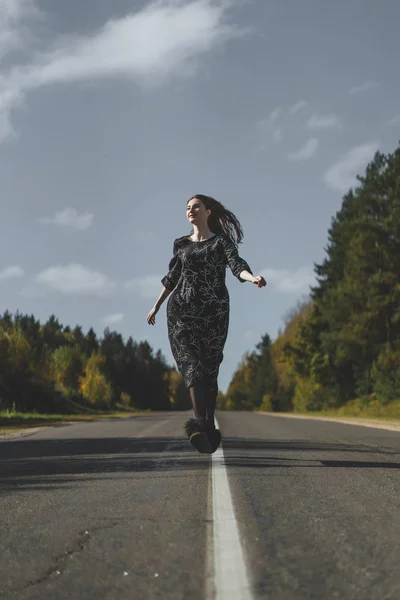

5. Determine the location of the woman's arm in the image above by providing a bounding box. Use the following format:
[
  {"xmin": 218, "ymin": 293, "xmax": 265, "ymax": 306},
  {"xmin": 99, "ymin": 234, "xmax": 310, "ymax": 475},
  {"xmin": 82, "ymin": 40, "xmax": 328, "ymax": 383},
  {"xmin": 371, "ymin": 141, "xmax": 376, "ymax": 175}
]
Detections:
[
  {"xmin": 155, "ymin": 286, "xmax": 171, "ymax": 310},
  {"xmin": 240, "ymin": 269, "xmax": 267, "ymax": 288},
  {"xmin": 147, "ymin": 286, "xmax": 171, "ymax": 325},
  {"xmin": 239, "ymin": 269, "xmax": 255, "ymax": 283},
  {"xmin": 220, "ymin": 235, "xmax": 253, "ymax": 283},
  {"xmin": 147, "ymin": 239, "xmax": 182, "ymax": 326}
]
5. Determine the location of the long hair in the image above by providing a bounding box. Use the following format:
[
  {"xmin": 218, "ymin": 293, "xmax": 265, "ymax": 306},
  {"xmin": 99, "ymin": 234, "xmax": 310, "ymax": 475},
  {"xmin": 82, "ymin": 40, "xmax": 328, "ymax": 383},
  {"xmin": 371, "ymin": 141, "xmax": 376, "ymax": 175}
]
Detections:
[{"xmin": 187, "ymin": 194, "xmax": 244, "ymax": 244}]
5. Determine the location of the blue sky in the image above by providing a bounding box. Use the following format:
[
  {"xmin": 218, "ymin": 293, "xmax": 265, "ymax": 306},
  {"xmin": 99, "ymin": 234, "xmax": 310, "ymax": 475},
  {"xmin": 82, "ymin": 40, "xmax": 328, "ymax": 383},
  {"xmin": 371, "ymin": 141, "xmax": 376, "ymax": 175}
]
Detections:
[{"xmin": 0, "ymin": 0, "xmax": 399, "ymax": 392}]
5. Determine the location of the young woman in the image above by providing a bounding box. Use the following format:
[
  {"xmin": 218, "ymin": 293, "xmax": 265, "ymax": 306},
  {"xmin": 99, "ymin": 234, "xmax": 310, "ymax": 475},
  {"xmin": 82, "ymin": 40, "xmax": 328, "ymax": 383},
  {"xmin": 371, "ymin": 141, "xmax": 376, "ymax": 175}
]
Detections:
[{"xmin": 147, "ymin": 194, "xmax": 266, "ymax": 454}]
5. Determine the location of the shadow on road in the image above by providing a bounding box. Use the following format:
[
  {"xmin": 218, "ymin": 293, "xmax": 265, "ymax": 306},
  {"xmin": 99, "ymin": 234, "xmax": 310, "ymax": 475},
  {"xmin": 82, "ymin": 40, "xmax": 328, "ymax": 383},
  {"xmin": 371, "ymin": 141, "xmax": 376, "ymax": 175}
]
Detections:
[{"xmin": 0, "ymin": 436, "xmax": 399, "ymax": 492}]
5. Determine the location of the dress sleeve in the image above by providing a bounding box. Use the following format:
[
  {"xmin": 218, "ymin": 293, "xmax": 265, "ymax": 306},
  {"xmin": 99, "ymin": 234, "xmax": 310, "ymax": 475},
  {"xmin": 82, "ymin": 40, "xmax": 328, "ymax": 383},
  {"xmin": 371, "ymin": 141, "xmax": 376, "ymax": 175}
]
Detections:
[
  {"xmin": 161, "ymin": 239, "xmax": 182, "ymax": 291},
  {"xmin": 221, "ymin": 234, "xmax": 253, "ymax": 283}
]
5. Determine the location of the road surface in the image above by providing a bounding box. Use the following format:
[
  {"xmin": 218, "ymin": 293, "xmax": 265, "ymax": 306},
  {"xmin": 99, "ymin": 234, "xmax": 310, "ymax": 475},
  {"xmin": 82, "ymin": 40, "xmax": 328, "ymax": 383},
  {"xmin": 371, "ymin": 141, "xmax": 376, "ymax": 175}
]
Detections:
[{"xmin": 0, "ymin": 412, "xmax": 399, "ymax": 599}]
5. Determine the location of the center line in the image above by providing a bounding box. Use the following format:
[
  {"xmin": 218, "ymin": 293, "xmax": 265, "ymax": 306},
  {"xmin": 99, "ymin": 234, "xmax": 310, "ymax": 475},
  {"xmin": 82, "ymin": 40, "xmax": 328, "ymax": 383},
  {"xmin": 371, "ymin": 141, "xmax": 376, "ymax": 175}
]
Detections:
[{"xmin": 212, "ymin": 417, "xmax": 253, "ymax": 600}]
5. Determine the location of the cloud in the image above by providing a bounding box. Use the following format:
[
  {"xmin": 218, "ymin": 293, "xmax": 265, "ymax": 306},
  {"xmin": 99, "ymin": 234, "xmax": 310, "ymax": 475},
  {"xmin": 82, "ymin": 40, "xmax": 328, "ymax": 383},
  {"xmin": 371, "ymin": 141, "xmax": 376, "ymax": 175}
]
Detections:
[
  {"xmin": 0, "ymin": 0, "xmax": 40, "ymax": 61},
  {"xmin": 0, "ymin": 87, "xmax": 24, "ymax": 140},
  {"xmin": 0, "ymin": 0, "xmax": 243, "ymax": 142},
  {"xmin": 34, "ymin": 264, "xmax": 116, "ymax": 295},
  {"xmin": 287, "ymin": 138, "xmax": 319, "ymax": 161},
  {"xmin": 388, "ymin": 115, "xmax": 400, "ymax": 127},
  {"xmin": 289, "ymin": 100, "xmax": 308, "ymax": 115},
  {"xmin": 267, "ymin": 107, "xmax": 281, "ymax": 123},
  {"xmin": 259, "ymin": 107, "xmax": 281, "ymax": 129},
  {"xmin": 349, "ymin": 81, "xmax": 378, "ymax": 96},
  {"xmin": 125, "ymin": 275, "xmax": 162, "ymax": 299},
  {"xmin": 39, "ymin": 207, "xmax": 93, "ymax": 230},
  {"xmin": 272, "ymin": 127, "xmax": 282, "ymax": 143},
  {"xmin": 0, "ymin": 0, "xmax": 38, "ymax": 23},
  {"xmin": 307, "ymin": 113, "xmax": 342, "ymax": 130},
  {"xmin": 0, "ymin": 265, "xmax": 24, "ymax": 282},
  {"xmin": 100, "ymin": 312, "xmax": 124, "ymax": 326},
  {"xmin": 260, "ymin": 267, "xmax": 315, "ymax": 295},
  {"xmin": 19, "ymin": 285, "xmax": 45, "ymax": 298},
  {"xmin": 324, "ymin": 142, "xmax": 379, "ymax": 192},
  {"xmin": 258, "ymin": 107, "xmax": 283, "ymax": 147}
]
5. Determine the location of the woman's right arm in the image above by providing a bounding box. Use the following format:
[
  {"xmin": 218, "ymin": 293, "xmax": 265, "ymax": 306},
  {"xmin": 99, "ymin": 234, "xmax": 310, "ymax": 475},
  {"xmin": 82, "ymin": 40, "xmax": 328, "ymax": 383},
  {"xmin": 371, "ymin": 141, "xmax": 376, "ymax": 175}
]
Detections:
[
  {"xmin": 155, "ymin": 286, "xmax": 171, "ymax": 310},
  {"xmin": 147, "ymin": 239, "xmax": 181, "ymax": 325},
  {"xmin": 147, "ymin": 287, "xmax": 171, "ymax": 325}
]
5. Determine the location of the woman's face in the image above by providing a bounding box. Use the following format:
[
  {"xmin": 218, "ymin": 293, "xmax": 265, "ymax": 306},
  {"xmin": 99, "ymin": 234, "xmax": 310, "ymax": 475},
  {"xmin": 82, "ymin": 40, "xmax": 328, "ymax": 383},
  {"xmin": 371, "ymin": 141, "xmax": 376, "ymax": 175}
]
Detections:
[{"xmin": 187, "ymin": 198, "xmax": 210, "ymax": 225}]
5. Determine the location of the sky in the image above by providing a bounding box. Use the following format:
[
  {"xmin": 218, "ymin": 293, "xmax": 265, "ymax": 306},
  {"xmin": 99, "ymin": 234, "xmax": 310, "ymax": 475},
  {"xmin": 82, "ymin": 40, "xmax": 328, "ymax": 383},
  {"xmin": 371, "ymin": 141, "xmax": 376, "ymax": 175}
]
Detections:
[{"xmin": 1, "ymin": 0, "xmax": 400, "ymax": 393}]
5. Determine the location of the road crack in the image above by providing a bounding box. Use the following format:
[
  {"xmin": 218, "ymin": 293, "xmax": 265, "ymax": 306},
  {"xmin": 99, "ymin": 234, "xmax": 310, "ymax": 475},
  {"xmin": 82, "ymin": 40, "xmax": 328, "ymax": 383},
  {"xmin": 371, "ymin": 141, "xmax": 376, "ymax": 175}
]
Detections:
[{"xmin": 8, "ymin": 521, "xmax": 123, "ymax": 595}]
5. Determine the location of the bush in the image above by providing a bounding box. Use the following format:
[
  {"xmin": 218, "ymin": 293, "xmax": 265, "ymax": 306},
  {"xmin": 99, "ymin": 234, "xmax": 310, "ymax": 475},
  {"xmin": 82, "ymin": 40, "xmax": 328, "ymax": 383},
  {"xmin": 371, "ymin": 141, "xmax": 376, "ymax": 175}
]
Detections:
[
  {"xmin": 259, "ymin": 394, "xmax": 272, "ymax": 412},
  {"xmin": 292, "ymin": 378, "xmax": 319, "ymax": 412},
  {"xmin": 338, "ymin": 396, "xmax": 400, "ymax": 418},
  {"xmin": 120, "ymin": 392, "xmax": 133, "ymax": 408},
  {"xmin": 371, "ymin": 348, "xmax": 400, "ymax": 404}
]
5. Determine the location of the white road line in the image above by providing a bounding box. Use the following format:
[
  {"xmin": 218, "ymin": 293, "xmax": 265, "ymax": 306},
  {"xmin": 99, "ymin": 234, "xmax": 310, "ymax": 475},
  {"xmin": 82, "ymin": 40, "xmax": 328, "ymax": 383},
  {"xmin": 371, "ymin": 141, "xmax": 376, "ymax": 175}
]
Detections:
[{"xmin": 212, "ymin": 417, "xmax": 253, "ymax": 600}]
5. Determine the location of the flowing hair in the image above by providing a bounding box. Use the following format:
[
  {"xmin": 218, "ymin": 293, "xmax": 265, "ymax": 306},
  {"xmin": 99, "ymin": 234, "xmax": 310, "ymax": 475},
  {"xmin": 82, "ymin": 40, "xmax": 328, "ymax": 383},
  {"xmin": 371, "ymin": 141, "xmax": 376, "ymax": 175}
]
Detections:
[{"xmin": 187, "ymin": 194, "xmax": 244, "ymax": 244}]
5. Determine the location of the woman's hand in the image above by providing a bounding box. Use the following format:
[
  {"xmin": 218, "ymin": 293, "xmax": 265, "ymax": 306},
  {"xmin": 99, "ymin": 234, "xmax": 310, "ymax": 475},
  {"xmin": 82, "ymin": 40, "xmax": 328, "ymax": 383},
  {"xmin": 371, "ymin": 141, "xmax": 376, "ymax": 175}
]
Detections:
[
  {"xmin": 252, "ymin": 275, "xmax": 267, "ymax": 288},
  {"xmin": 147, "ymin": 305, "xmax": 159, "ymax": 325}
]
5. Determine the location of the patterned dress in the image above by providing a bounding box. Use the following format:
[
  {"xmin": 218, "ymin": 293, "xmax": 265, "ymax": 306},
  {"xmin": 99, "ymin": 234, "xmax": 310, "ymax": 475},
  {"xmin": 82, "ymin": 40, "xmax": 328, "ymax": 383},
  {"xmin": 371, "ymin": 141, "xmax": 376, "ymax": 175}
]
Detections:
[{"xmin": 161, "ymin": 233, "xmax": 253, "ymax": 394}]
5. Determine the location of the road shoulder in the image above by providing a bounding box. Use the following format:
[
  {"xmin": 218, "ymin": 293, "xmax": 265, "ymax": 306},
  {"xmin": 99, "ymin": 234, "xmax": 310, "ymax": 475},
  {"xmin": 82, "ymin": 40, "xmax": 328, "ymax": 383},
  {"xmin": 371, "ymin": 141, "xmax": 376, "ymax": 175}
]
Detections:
[{"xmin": 258, "ymin": 411, "xmax": 400, "ymax": 432}]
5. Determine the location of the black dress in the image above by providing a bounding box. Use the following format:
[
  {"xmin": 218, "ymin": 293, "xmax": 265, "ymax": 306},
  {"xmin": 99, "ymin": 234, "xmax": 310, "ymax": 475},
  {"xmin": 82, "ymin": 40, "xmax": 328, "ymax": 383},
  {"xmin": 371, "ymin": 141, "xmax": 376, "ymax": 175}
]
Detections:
[{"xmin": 161, "ymin": 233, "xmax": 253, "ymax": 394}]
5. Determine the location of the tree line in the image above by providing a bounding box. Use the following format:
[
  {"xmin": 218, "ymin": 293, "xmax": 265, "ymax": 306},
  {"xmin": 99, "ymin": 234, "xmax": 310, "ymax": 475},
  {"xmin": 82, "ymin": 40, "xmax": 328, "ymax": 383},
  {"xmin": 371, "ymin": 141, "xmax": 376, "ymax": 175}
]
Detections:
[
  {"xmin": 2, "ymin": 143, "xmax": 399, "ymax": 416},
  {"xmin": 0, "ymin": 312, "xmax": 190, "ymax": 413},
  {"xmin": 219, "ymin": 143, "xmax": 400, "ymax": 416}
]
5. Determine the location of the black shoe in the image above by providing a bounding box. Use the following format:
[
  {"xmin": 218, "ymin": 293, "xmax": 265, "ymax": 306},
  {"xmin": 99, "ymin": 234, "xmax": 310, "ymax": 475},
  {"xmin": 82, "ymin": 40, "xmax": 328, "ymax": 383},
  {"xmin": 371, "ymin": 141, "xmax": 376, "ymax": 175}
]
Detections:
[
  {"xmin": 205, "ymin": 421, "xmax": 222, "ymax": 453},
  {"xmin": 184, "ymin": 418, "xmax": 212, "ymax": 454}
]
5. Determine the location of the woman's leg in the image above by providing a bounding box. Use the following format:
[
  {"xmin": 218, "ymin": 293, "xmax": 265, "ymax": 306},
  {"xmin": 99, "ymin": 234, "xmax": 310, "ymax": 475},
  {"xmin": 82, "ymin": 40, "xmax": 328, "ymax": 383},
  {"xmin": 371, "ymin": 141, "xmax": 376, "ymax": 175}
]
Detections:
[
  {"xmin": 184, "ymin": 380, "xmax": 212, "ymax": 453},
  {"xmin": 204, "ymin": 372, "xmax": 218, "ymax": 428},
  {"xmin": 205, "ymin": 385, "xmax": 221, "ymax": 452},
  {"xmin": 188, "ymin": 382, "xmax": 207, "ymax": 420},
  {"xmin": 205, "ymin": 387, "xmax": 217, "ymax": 429}
]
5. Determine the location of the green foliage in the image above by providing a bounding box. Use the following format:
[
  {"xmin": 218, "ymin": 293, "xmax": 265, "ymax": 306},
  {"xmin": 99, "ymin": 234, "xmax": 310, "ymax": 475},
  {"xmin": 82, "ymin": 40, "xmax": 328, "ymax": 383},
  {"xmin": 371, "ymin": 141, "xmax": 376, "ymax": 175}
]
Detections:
[
  {"xmin": 370, "ymin": 347, "xmax": 400, "ymax": 403},
  {"xmin": 224, "ymin": 334, "xmax": 278, "ymax": 410},
  {"xmin": 120, "ymin": 392, "xmax": 133, "ymax": 408},
  {"xmin": 259, "ymin": 394, "xmax": 273, "ymax": 412},
  {"xmin": 0, "ymin": 311, "xmax": 178, "ymax": 414},
  {"xmin": 216, "ymin": 390, "xmax": 227, "ymax": 410},
  {"xmin": 4, "ymin": 144, "xmax": 400, "ymax": 416},
  {"xmin": 282, "ymin": 143, "xmax": 400, "ymax": 411},
  {"xmin": 166, "ymin": 368, "xmax": 191, "ymax": 410},
  {"xmin": 291, "ymin": 378, "xmax": 319, "ymax": 412},
  {"xmin": 52, "ymin": 345, "xmax": 84, "ymax": 394},
  {"xmin": 225, "ymin": 142, "xmax": 400, "ymax": 414}
]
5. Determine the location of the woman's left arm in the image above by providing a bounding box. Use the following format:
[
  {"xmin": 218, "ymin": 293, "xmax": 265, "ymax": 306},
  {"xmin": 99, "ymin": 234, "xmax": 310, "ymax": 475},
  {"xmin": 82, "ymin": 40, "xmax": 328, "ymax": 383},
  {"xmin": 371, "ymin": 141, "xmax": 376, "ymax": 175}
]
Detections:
[
  {"xmin": 221, "ymin": 235, "xmax": 267, "ymax": 287},
  {"xmin": 239, "ymin": 270, "xmax": 267, "ymax": 288}
]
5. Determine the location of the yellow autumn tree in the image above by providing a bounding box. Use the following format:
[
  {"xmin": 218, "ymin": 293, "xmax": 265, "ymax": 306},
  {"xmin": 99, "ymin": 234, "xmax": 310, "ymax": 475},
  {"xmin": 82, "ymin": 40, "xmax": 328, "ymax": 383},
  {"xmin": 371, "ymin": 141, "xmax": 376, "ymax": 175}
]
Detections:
[
  {"xmin": 270, "ymin": 299, "xmax": 313, "ymax": 411},
  {"xmin": 79, "ymin": 350, "xmax": 113, "ymax": 409},
  {"xmin": 164, "ymin": 368, "xmax": 191, "ymax": 410},
  {"xmin": 52, "ymin": 345, "xmax": 84, "ymax": 396},
  {"xmin": 165, "ymin": 368, "xmax": 180, "ymax": 408},
  {"xmin": 2, "ymin": 326, "xmax": 33, "ymax": 373},
  {"xmin": 224, "ymin": 352, "xmax": 259, "ymax": 410},
  {"xmin": 0, "ymin": 325, "xmax": 37, "ymax": 411}
]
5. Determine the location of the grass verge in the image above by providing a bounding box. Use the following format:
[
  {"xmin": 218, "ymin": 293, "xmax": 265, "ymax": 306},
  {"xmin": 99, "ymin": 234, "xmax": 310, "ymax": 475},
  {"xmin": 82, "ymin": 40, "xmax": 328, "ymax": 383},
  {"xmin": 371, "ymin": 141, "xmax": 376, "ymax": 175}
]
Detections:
[
  {"xmin": 296, "ymin": 411, "xmax": 400, "ymax": 425},
  {"xmin": 258, "ymin": 409, "xmax": 400, "ymax": 428},
  {"xmin": 0, "ymin": 409, "xmax": 146, "ymax": 437},
  {"xmin": 259, "ymin": 398, "xmax": 400, "ymax": 424}
]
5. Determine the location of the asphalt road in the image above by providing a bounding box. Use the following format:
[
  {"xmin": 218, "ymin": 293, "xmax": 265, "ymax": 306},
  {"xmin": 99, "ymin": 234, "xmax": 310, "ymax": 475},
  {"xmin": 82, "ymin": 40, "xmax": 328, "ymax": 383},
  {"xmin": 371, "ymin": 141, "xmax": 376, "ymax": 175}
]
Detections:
[{"xmin": 0, "ymin": 412, "xmax": 399, "ymax": 600}]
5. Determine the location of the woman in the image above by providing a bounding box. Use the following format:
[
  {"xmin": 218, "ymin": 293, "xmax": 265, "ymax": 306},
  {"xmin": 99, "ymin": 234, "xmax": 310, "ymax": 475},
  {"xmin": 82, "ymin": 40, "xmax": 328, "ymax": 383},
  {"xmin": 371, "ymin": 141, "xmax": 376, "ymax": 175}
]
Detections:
[{"xmin": 147, "ymin": 194, "xmax": 266, "ymax": 454}]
